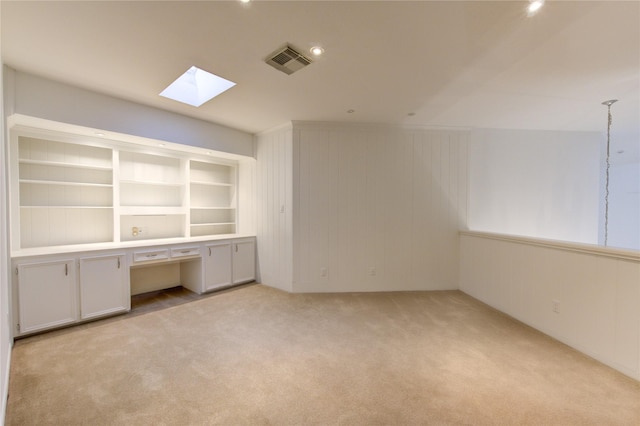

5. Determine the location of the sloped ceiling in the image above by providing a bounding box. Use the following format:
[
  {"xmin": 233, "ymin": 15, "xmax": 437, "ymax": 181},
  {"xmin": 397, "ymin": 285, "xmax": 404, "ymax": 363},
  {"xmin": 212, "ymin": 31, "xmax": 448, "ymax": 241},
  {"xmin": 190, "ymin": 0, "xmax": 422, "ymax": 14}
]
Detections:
[{"xmin": 2, "ymin": 1, "xmax": 638, "ymax": 157}]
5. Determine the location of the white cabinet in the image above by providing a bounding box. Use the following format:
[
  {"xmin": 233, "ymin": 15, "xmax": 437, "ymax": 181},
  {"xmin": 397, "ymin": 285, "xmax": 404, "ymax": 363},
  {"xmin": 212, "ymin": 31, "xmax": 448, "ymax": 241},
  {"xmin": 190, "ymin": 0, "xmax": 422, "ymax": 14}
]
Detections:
[
  {"xmin": 14, "ymin": 253, "xmax": 131, "ymax": 335},
  {"xmin": 12, "ymin": 236, "xmax": 255, "ymax": 335},
  {"xmin": 16, "ymin": 259, "xmax": 78, "ymax": 334},
  {"xmin": 194, "ymin": 238, "xmax": 255, "ymax": 293},
  {"xmin": 232, "ymin": 238, "xmax": 256, "ymax": 284},
  {"xmin": 203, "ymin": 241, "xmax": 233, "ymax": 291},
  {"xmin": 79, "ymin": 254, "xmax": 129, "ymax": 320}
]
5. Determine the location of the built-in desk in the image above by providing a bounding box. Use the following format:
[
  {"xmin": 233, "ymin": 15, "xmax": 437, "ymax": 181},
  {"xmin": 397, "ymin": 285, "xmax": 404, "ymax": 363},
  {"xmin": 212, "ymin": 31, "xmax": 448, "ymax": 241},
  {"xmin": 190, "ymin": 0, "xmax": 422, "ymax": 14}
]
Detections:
[{"xmin": 11, "ymin": 236, "xmax": 256, "ymax": 337}]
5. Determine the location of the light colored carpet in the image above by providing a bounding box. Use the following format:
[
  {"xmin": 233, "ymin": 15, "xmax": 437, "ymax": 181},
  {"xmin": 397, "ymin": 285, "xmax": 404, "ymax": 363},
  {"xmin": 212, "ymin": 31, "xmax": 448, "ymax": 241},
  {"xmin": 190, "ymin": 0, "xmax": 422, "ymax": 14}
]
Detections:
[{"xmin": 6, "ymin": 284, "xmax": 640, "ymax": 425}]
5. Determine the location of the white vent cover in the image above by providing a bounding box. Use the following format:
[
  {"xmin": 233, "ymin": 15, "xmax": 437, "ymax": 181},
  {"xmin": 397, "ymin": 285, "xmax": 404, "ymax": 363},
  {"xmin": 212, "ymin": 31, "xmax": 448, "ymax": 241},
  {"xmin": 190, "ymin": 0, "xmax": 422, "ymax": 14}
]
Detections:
[{"xmin": 265, "ymin": 45, "xmax": 312, "ymax": 75}]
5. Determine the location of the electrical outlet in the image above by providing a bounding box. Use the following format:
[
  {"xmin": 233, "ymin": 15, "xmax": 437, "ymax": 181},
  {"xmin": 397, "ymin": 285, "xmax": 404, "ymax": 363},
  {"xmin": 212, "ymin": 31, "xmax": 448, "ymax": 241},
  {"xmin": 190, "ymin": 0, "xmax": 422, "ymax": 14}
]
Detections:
[
  {"xmin": 552, "ymin": 299, "xmax": 560, "ymax": 314},
  {"xmin": 320, "ymin": 267, "xmax": 327, "ymax": 277},
  {"xmin": 368, "ymin": 267, "xmax": 376, "ymax": 276}
]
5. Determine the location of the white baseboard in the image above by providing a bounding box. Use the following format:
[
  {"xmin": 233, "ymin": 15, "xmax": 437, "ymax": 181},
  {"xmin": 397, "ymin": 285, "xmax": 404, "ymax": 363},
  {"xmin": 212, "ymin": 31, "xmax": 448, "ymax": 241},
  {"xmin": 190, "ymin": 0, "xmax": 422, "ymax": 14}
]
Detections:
[{"xmin": 0, "ymin": 342, "xmax": 11, "ymax": 426}]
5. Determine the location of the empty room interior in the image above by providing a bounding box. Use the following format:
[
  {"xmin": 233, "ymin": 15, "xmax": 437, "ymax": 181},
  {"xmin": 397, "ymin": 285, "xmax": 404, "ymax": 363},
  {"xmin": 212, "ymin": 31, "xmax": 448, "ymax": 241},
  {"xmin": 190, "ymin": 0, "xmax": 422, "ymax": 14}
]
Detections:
[{"xmin": 0, "ymin": 0, "xmax": 639, "ymax": 424}]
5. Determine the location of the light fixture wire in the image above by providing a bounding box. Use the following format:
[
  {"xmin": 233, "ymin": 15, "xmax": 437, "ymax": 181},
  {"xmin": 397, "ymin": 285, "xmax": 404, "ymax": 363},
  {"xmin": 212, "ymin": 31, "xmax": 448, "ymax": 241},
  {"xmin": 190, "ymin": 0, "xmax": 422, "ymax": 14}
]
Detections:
[{"xmin": 602, "ymin": 99, "xmax": 617, "ymax": 246}]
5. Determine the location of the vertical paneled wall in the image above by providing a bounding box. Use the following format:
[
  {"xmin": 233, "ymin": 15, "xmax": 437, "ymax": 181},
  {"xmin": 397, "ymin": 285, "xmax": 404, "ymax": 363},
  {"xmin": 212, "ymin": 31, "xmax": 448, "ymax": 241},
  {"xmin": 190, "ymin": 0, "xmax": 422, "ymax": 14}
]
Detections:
[
  {"xmin": 460, "ymin": 231, "xmax": 640, "ymax": 380},
  {"xmin": 255, "ymin": 125, "xmax": 293, "ymax": 292},
  {"xmin": 238, "ymin": 157, "xmax": 257, "ymax": 236},
  {"xmin": 292, "ymin": 123, "xmax": 468, "ymax": 292}
]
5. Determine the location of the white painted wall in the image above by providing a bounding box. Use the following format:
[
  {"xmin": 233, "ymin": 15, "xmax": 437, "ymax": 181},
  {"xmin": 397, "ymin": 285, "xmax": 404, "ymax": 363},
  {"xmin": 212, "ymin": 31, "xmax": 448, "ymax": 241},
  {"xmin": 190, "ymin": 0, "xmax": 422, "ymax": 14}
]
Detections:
[
  {"xmin": 607, "ymin": 162, "xmax": 640, "ymax": 250},
  {"xmin": 6, "ymin": 68, "xmax": 253, "ymax": 158},
  {"xmin": 1, "ymin": 6, "xmax": 13, "ymax": 421},
  {"xmin": 468, "ymin": 129, "xmax": 601, "ymax": 245},
  {"xmin": 255, "ymin": 125, "xmax": 293, "ymax": 292},
  {"xmin": 291, "ymin": 123, "xmax": 468, "ymax": 292},
  {"xmin": 460, "ymin": 231, "xmax": 640, "ymax": 380}
]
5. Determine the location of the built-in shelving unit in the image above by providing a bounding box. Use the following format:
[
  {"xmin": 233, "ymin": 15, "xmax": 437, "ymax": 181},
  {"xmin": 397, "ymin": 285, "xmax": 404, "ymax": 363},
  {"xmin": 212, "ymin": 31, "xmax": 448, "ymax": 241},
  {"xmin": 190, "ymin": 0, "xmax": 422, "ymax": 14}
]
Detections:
[
  {"xmin": 17, "ymin": 137, "xmax": 114, "ymax": 248},
  {"xmin": 9, "ymin": 117, "xmax": 256, "ymax": 338},
  {"xmin": 189, "ymin": 160, "xmax": 237, "ymax": 237},
  {"xmin": 119, "ymin": 151, "xmax": 186, "ymax": 242},
  {"xmin": 10, "ymin": 126, "xmax": 245, "ymax": 252}
]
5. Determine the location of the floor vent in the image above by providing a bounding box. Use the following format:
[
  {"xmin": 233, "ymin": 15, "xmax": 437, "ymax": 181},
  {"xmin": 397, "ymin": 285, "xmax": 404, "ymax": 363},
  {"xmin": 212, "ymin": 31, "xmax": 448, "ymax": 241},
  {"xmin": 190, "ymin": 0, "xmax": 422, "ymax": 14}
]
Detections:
[{"xmin": 265, "ymin": 44, "xmax": 312, "ymax": 75}]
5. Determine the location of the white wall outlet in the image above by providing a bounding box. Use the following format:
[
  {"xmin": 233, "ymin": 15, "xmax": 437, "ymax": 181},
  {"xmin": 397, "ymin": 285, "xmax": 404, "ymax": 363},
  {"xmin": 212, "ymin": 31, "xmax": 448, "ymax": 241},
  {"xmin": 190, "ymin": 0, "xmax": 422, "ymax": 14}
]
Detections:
[
  {"xmin": 280, "ymin": 204, "xmax": 285, "ymax": 213},
  {"xmin": 552, "ymin": 299, "xmax": 560, "ymax": 314},
  {"xmin": 320, "ymin": 267, "xmax": 327, "ymax": 277},
  {"xmin": 368, "ymin": 267, "xmax": 376, "ymax": 276}
]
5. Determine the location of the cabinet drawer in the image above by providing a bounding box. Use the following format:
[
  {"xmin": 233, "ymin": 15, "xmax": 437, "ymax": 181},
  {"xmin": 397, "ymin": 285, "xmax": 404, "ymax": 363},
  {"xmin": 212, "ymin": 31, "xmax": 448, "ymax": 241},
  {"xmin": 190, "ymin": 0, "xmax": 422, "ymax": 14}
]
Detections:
[
  {"xmin": 132, "ymin": 248, "xmax": 170, "ymax": 263},
  {"xmin": 171, "ymin": 246, "xmax": 201, "ymax": 259}
]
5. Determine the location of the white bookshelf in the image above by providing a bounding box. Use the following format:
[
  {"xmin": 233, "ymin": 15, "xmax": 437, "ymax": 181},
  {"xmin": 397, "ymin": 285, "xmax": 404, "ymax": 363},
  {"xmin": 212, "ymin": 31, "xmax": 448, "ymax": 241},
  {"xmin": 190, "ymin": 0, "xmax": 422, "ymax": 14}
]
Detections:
[
  {"xmin": 189, "ymin": 160, "xmax": 237, "ymax": 237},
  {"xmin": 16, "ymin": 137, "xmax": 114, "ymax": 248},
  {"xmin": 119, "ymin": 151, "xmax": 187, "ymax": 242},
  {"xmin": 11, "ymin": 132, "xmax": 243, "ymax": 251}
]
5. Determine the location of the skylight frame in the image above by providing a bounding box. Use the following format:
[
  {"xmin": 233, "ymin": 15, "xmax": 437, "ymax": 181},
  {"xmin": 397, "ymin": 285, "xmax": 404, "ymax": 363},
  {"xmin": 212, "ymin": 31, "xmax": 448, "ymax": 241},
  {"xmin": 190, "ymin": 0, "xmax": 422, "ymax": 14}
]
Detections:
[{"xmin": 160, "ymin": 66, "xmax": 236, "ymax": 107}]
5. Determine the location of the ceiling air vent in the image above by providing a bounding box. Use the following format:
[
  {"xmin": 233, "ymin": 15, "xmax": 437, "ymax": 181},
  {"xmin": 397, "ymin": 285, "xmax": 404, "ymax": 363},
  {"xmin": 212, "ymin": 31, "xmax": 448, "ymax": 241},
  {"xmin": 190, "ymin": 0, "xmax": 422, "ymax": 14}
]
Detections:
[{"xmin": 265, "ymin": 44, "xmax": 312, "ymax": 75}]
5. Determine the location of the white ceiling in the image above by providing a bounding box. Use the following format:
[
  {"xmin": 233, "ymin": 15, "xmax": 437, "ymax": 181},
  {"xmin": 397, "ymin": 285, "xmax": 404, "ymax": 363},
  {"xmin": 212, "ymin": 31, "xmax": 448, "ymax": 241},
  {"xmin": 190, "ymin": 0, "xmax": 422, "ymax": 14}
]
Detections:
[{"xmin": 2, "ymin": 1, "xmax": 639, "ymax": 154}]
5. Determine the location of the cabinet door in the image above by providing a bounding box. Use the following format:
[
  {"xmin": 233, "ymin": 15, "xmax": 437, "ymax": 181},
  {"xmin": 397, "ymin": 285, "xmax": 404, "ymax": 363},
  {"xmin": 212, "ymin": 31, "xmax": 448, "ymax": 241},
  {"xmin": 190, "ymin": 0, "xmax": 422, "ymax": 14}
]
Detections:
[
  {"xmin": 232, "ymin": 239, "xmax": 256, "ymax": 284},
  {"xmin": 17, "ymin": 259, "xmax": 78, "ymax": 334},
  {"xmin": 204, "ymin": 242, "xmax": 232, "ymax": 292},
  {"xmin": 80, "ymin": 254, "xmax": 129, "ymax": 320}
]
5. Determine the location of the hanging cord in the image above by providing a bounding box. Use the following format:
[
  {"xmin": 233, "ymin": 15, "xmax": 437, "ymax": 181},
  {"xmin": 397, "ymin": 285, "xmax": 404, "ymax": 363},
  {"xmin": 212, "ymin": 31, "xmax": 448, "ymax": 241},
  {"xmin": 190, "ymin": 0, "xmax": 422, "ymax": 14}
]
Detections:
[{"xmin": 602, "ymin": 99, "xmax": 617, "ymax": 246}]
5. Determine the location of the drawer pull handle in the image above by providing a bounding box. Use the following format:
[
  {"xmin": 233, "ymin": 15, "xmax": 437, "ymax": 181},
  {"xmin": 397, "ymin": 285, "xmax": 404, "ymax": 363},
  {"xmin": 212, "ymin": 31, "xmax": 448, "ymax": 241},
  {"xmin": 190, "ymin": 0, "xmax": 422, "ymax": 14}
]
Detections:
[
  {"xmin": 146, "ymin": 254, "xmax": 158, "ymax": 258},
  {"xmin": 180, "ymin": 250, "xmax": 191, "ymax": 254}
]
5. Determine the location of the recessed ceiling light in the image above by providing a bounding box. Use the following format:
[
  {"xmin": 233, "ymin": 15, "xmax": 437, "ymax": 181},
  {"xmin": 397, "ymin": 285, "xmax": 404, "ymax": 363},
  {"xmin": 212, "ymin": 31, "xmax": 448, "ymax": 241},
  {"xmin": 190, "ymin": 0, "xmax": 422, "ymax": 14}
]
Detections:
[
  {"xmin": 160, "ymin": 66, "xmax": 236, "ymax": 107},
  {"xmin": 239, "ymin": 0, "xmax": 250, "ymax": 3},
  {"xmin": 408, "ymin": 112, "xmax": 416, "ymax": 117},
  {"xmin": 527, "ymin": 0, "xmax": 544, "ymax": 15},
  {"xmin": 310, "ymin": 46, "xmax": 324, "ymax": 56},
  {"xmin": 347, "ymin": 109, "xmax": 355, "ymax": 114}
]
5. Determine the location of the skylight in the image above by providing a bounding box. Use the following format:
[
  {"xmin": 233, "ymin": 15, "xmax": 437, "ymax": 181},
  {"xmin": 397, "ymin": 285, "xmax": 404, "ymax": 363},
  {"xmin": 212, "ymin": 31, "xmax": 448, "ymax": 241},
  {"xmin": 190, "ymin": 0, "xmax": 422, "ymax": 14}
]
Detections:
[{"xmin": 160, "ymin": 66, "xmax": 236, "ymax": 107}]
